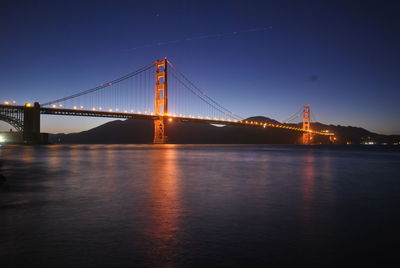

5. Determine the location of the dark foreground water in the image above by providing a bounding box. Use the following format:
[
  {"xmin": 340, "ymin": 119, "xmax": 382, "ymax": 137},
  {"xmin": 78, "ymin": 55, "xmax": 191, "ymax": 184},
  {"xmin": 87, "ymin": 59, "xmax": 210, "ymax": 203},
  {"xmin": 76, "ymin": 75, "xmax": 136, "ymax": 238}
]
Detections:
[{"xmin": 1, "ymin": 145, "xmax": 400, "ymax": 267}]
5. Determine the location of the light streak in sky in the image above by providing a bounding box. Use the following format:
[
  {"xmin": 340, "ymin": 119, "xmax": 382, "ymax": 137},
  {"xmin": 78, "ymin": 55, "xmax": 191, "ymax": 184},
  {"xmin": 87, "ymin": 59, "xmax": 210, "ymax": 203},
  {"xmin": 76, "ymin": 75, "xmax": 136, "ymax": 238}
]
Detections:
[{"xmin": 125, "ymin": 27, "xmax": 273, "ymax": 51}]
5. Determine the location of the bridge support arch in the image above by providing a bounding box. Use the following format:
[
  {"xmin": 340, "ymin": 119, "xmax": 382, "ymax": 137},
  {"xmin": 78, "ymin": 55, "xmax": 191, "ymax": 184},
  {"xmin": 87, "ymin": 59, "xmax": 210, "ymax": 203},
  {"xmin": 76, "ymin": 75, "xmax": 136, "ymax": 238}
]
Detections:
[
  {"xmin": 0, "ymin": 106, "xmax": 24, "ymax": 134},
  {"xmin": 0, "ymin": 102, "xmax": 44, "ymax": 144},
  {"xmin": 153, "ymin": 58, "xmax": 168, "ymax": 144}
]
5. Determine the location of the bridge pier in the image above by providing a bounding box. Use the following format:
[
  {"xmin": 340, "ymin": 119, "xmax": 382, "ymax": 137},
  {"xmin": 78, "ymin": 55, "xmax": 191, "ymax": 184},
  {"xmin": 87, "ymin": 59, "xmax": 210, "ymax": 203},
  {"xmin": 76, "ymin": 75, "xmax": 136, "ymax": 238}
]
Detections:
[
  {"xmin": 302, "ymin": 132, "xmax": 313, "ymax": 145},
  {"xmin": 153, "ymin": 117, "xmax": 168, "ymax": 144},
  {"xmin": 23, "ymin": 102, "xmax": 41, "ymax": 144}
]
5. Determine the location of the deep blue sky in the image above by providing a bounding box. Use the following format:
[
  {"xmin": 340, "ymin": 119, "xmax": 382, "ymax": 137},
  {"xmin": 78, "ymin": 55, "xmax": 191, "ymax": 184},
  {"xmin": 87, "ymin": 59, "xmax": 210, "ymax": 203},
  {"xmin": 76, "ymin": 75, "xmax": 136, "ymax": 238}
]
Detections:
[{"xmin": 1, "ymin": 0, "xmax": 399, "ymax": 134}]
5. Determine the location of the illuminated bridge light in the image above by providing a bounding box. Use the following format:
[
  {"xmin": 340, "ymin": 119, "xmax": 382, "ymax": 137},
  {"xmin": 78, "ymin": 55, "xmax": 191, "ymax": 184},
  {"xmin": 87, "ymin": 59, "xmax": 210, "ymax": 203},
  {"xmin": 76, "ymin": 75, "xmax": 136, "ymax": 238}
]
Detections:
[
  {"xmin": 4, "ymin": 101, "xmax": 9, "ymax": 105},
  {"xmin": 12, "ymin": 100, "xmax": 16, "ymax": 104},
  {"xmin": 80, "ymin": 106, "xmax": 84, "ymax": 109},
  {"xmin": 59, "ymin": 104, "xmax": 63, "ymax": 107},
  {"xmin": 109, "ymin": 109, "xmax": 113, "ymax": 112},
  {"xmin": 115, "ymin": 108, "xmax": 119, "ymax": 112},
  {"xmin": 25, "ymin": 103, "xmax": 32, "ymax": 107},
  {"xmin": 73, "ymin": 106, "xmax": 77, "ymax": 109},
  {"xmin": 92, "ymin": 107, "xmax": 96, "ymax": 111},
  {"xmin": 52, "ymin": 104, "xmax": 56, "ymax": 108}
]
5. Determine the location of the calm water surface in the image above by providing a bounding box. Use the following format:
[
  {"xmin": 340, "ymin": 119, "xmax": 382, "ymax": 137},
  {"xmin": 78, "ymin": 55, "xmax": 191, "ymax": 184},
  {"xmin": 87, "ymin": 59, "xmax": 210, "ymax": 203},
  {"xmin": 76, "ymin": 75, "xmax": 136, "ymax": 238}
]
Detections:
[{"xmin": 1, "ymin": 145, "xmax": 399, "ymax": 267}]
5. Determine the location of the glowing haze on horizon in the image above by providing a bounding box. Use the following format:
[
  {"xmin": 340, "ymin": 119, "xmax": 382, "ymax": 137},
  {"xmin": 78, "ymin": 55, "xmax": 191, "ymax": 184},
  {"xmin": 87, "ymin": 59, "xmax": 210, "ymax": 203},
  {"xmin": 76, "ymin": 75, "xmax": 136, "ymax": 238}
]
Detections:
[{"xmin": 1, "ymin": 1, "xmax": 399, "ymax": 135}]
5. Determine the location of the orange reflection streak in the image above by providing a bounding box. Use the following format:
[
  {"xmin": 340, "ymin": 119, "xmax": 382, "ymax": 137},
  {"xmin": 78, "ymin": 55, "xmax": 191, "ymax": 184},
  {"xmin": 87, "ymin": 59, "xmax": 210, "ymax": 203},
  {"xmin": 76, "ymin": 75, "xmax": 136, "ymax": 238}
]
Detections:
[
  {"xmin": 20, "ymin": 146, "xmax": 35, "ymax": 163},
  {"xmin": 302, "ymin": 152, "xmax": 315, "ymax": 201},
  {"xmin": 46, "ymin": 146, "xmax": 63, "ymax": 171},
  {"xmin": 300, "ymin": 152, "xmax": 316, "ymax": 233},
  {"xmin": 144, "ymin": 146, "xmax": 182, "ymax": 267}
]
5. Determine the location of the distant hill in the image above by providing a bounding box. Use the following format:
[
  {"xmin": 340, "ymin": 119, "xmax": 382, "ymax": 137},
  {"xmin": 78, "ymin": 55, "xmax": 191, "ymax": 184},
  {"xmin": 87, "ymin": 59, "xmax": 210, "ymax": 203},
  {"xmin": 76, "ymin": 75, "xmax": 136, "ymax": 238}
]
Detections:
[{"xmin": 49, "ymin": 116, "xmax": 400, "ymax": 145}]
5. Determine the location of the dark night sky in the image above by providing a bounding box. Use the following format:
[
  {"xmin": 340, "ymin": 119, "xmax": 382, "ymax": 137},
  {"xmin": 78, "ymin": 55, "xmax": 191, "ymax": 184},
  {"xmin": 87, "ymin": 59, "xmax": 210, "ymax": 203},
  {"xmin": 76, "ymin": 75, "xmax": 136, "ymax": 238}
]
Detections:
[{"xmin": 1, "ymin": 0, "xmax": 399, "ymax": 134}]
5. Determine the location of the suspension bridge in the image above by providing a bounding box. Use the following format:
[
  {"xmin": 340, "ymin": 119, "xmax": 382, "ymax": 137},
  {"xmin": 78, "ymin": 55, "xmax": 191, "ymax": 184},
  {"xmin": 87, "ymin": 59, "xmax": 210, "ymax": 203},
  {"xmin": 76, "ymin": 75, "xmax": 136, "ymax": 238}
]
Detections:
[{"xmin": 0, "ymin": 58, "xmax": 334, "ymax": 144}]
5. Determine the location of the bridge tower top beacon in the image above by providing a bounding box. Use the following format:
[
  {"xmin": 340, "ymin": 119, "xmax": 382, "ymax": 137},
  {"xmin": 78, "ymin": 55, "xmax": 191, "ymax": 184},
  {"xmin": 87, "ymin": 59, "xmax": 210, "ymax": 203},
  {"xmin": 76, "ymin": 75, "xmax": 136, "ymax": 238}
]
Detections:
[
  {"xmin": 302, "ymin": 105, "xmax": 311, "ymax": 144},
  {"xmin": 153, "ymin": 58, "xmax": 168, "ymax": 144}
]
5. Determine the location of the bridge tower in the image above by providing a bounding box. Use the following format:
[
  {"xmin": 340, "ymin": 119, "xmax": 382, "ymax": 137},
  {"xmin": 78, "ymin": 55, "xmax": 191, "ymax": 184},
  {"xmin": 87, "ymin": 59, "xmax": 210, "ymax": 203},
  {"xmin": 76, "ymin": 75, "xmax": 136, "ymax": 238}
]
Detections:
[
  {"xmin": 302, "ymin": 105, "xmax": 311, "ymax": 145},
  {"xmin": 153, "ymin": 58, "xmax": 168, "ymax": 144}
]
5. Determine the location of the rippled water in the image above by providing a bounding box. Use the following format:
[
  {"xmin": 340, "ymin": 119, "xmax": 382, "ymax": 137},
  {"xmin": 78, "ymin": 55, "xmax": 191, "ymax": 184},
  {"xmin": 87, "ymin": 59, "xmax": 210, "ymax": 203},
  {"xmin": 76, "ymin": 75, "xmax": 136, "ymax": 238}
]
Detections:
[{"xmin": 1, "ymin": 145, "xmax": 399, "ymax": 267}]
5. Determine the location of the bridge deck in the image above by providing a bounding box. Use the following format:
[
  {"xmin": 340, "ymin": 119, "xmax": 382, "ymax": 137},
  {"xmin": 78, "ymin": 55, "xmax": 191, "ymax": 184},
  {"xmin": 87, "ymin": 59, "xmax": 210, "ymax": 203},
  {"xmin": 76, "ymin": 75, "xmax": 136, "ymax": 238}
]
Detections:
[
  {"xmin": 40, "ymin": 107, "xmax": 333, "ymax": 136},
  {"xmin": 0, "ymin": 105, "xmax": 334, "ymax": 136}
]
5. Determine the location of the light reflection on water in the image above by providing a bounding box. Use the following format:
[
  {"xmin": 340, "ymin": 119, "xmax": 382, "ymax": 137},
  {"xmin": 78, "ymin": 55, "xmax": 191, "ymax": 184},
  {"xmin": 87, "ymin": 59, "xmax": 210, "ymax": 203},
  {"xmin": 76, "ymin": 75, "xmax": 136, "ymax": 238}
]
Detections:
[
  {"xmin": 144, "ymin": 148, "xmax": 182, "ymax": 267},
  {"xmin": 0, "ymin": 145, "xmax": 400, "ymax": 266}
]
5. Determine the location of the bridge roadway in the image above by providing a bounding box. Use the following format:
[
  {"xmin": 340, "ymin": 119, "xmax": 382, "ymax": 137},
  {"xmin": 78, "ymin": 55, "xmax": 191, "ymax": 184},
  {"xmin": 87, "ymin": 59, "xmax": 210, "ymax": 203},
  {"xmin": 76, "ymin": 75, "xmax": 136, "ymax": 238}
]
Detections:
[{"xmin": 34, "ymin": 106, "xmax": 332, "ymax": 136}]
